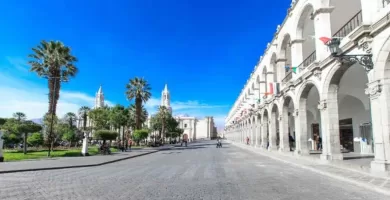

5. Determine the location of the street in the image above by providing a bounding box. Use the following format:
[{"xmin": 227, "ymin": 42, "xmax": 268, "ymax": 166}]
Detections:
[{"xmin": 0, "ymin": 141, "xmax": 388, "ymax": 200}]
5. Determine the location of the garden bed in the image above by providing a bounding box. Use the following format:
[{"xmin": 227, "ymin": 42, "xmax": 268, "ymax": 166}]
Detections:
[{"xmin": 2, "ymin": 147, "xmax": 118, "ymax": 161}]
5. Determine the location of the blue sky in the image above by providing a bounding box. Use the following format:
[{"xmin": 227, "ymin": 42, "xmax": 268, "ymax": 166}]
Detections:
[{"xmin": 0, "ymin": 0, "xmax": 290, "ymax": 128}]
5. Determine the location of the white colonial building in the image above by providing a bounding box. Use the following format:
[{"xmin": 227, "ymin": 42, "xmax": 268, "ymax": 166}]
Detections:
[
  {"xmin": 147, "ymin": 84, "xmax": 217, "ymax": 141},
  {"xmin": 225, "ymin": 0, "xmax": 390, "ymax": 173}
]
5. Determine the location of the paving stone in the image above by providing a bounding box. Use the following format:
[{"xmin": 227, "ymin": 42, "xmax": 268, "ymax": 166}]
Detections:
[{"xmin": 0, "ymin": 141, "xmax": 388, "ymax": 200}]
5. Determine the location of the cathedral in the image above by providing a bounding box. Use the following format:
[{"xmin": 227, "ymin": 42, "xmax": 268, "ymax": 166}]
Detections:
[
  {"xmin": 76, "ymin": 85, "xmax": 217, "ymax": 141},
  {"xmin": 147, "ymin": 84, "xmax": 217, "ymax": 141},
  {"xmin": 76, "ymin": 85, "xmax": 105, "ymax": 137}
]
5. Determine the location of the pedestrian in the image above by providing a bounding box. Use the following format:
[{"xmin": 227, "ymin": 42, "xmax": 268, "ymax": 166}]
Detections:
[
  {"xmin": 289, "ymin": 133, "xmax": 295, "ymax": 151},
  {"xmin": 318, "ymin": 136, "xmax": 322, "ymax": 150},
  {"xmin": 128, "ymin": 138, "xmax": 132, "ymax": 150}
]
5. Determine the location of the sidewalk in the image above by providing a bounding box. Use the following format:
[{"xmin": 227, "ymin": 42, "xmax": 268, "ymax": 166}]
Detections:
[
  {"xmin": 0, "ymin": 145, "xmax": 174, "ymax": 174},
  {"xmin": 229, "ymin": 141, "xmax": 390, "ymax": 196}
]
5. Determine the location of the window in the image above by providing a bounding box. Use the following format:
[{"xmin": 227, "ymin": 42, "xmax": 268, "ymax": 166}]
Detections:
[{"xmin": 184, "ymin": 124, "xmax": 187, "ymax": 128}]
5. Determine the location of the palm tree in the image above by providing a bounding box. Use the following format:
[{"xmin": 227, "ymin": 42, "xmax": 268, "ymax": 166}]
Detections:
[
  {"xmin": 28, "ymin": 40, "xmax": 78, "ymax": 115},
  {"xmin": 63, "ymin": 112, "xmax": 77, "ymax": 129},
  {"xmin": 157, "ymin": 106, "xmax": 169, "ymax": 142},
  {"xmin": 78, "ymin": 106, "xmax": 90, "ymax": 130},
  {"xmin": 13, "ymin": 112, "xmax": 26, "ymax": 122},
  {"xmin": 128, "ymin": 104, "xmax": 148, "ymax": 128},
  {"xmin": 125, "ymin": 77, "xmax": 151, "ymax": 130}
]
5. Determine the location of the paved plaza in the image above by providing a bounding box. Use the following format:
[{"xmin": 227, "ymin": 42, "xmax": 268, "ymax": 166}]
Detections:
[{"xmin": 0, "ymin": 141, "xmax": 388, "ymax": 200}]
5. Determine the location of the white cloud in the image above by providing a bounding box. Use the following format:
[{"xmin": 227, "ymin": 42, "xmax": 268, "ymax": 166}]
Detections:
[
  {"xmin": 0, "ymin": 56, "xmax": 227, "ymax": 128},
  {"xmin": 0, "ymin": 84, "xmax": 114, "ymax": 119}
]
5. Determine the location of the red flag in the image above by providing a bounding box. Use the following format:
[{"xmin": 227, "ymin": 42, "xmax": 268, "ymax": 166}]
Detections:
[
  {"xmin": 319, "ymin": 37, "xmax": 331, "ymax": 44},
  {"xmin": 265, "ymin": 83, "xmax": 274, "ymax": 96}
]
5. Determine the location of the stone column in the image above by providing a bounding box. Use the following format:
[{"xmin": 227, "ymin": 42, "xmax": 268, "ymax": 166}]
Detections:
[
  {"xmin": 312, "ymin": 7, "xmax": 333, "ymax": 61},
  {"xmin": 290, "ymin": 39, "xmax": 304, "ymax": 74},
  {"xmin": 269, "ymin": 114, "xmax": 278, "ymax": 151},
  {"xmin": 279, "ymin": 114, "xmax": 289, "ymax": 152},
  {"xmin": 366, "ymin": 80, "xmax": 390, "ymax": 172},
  {"xmin": 251, "ymin": 120, "xmax": 256, "ymax": 146},
  {"xmin": 276, "ymin": 58, "xmax": 288, "ymax": 82},
  {"xmin": 255, "ymin": 124, "xmax": 259, "ymax": 147},
  {"xmin": 297, "ymin": 102, "xmax": 310, "ymax": 155},
  {"xmin": 319, "ymin": 95, "xmax": 343, "ymax": 160},
  {"xmin": 261, "ymin": 122, "xmax": 268, "ymax": 149},
  {"xmin": 292, "ymin": 109, "xmax": 302, "ymax": 155},
  {"xmin": 0, "ymin": 130, "xmax": 4, "ymax": 162}
]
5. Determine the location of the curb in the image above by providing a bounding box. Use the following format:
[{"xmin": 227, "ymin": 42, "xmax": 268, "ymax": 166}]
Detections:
[
  {"xmin": 0, "ymin": 149, "xmax": 165, "ymax": 174},
  {"xmin": 230, "ymin": 141, "xmax": 390, "ymax": 197}
]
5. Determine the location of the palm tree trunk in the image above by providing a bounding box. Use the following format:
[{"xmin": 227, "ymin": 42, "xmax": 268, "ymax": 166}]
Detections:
[
  {"xmin": 161, "ymin": 121, "xmax": 165, "ymax": 144},
  {"xmin": 135, "ymin": 98, "xmax": 142, "ymax": 130},
  {"xmin": 23, "ymin": 133, "xmax": 27, "ymax": 154}
]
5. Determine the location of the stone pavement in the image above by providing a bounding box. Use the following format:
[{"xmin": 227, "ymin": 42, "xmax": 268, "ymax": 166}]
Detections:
[
  {"xmin": 0, "ymin": 141, "xmax": 389, "ymax": 200},
  {"xmin": 0, "ymin": 146, "xmax": 173, "ymax": 174},
  {"xmin": 229, "ymin": 141, "xmax": 390, "ymax": 196}
]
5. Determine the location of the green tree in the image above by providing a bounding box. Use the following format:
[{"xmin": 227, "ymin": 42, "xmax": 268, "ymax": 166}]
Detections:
[
  {"xmin": 94, "ymin": 130, "xmax": 118, "ymax": 144},
  {"xmin": 125, "ymin": 77, "xmax": 151, "ymax": 130},
  {"xmin": 61, "ymin": 129, "xmax": 77, "ymax": 147},
  {"xmin": 63, "ymin": 112, "xmax": 77, "ymax": 129},
  {"xmin": 27, "ymin": 133, "xmax": 44, "ymax": 148},
  {"xmin": 1, "ymin": 118, "xmax": 21, "ymax": 135},
  {"xmin": 132, "ymin": 129, "xmax": 149, "ymax": 146},
  {"xmin": 0, "ymin": 118, "xmax": 7, "ymax": 126},
  {"xmin": 110, "ymin": 104, "xmax": 128, "ymax": 143},
  {"xmin": 157, "ymin": 106, "xmax": 170, "ymax": 142},
  {"xmin": 13, "ymin": 112, "xmax": 26, "ymax": 122},
  {"xmin": 89, "ymin": 107, "xmax": 111, "ymax": 130},
  {"xmin": 28, "ymin": 40, "xmax": 78, "ymax": 115},
  {"xmin": 17, "ymin": 120, "xmax": 42, "ymax": 154},
  {"xmin": 43, "ymin": 113, "xmax": 59, "ymax": 155},
  {"xmin": 78, "ymin": 106, "xmax": 90, "ymax": 131},
  {"xmin": 2, "ymin": 133, "xmax": 21, "ymax": 147}
]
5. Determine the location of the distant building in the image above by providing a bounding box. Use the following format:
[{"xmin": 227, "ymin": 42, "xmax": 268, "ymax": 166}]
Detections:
[{"xmin": 147, "ymin": 84, "xmax": 217, "ymax": 141}]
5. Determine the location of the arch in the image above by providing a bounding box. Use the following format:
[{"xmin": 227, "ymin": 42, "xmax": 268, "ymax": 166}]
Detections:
[
  {"xmin": 322, "ymin": 62, "xmax": 373, "ymax": 100},
  {"xmin": 321, "ymin": 61, "xmax": 372, "ymax": 159},
  {"xmin": 297, "ymin": 81, "xmax": 322, "ymax": 154},
  {"xmin": 277, "ymin": 33, "xmax": 292, "ymax": 80},
  {"xmin": 261, "ymin": 108, "xmax": 270, "ymax": 118},
  {"xmin": 281, "ymin": 92, "xmax": 297, "ymax": 109},
  {"xmin": 294, "ymin": 2, "xmax": 315, "ymax": 40},
  {"xmin": 277, "ymin": 33, "xmax": 292, "ymax": 58},
  {"xmin": 280, "ymin": 93, "xmax": 296, "ymax": 152},
  {"xmin": 296, "ymin": 79, "xmax": 322, "ymax": 101},
  {"xmin": 372, "ymin": 31, "xmax": 390, "ymax": 80},
  {"xmin": 292, "ymin": 1, "xmax": 316, "ymax": 66},
  {"xmin": 270, "ymin": 53, "xmax": 278, "ymax": 82}
]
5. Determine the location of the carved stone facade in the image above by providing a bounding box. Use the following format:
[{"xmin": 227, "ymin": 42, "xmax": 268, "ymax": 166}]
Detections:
[{"xmin": 225, "ymin": 0, "xmax": 390, "ymax": 172}]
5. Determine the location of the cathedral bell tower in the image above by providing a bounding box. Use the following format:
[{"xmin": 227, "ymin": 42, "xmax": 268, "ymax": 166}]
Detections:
[
  {"xmin": 95, "ymin": 85, "xmax": 104, "ymax": 108},
  {"xmin": 161, "ymin": 84, "xmax": 172, "ymax": 114}
]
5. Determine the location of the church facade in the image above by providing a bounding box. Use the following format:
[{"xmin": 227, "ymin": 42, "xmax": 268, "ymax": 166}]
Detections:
[
  {"xmin": 147, "ymin": 84, "xmax": 217, "ymax": 141},
  {"xmin": 76, "ymin": 85, "xmax": 105, "ymax": 138}
]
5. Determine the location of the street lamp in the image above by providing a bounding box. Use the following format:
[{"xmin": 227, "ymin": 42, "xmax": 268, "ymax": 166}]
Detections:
[{"xmin": 327, "ymin": 38, "xmax": 373, "ymax": 71}]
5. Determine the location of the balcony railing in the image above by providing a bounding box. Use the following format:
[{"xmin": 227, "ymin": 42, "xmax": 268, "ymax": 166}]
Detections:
[
  {"xmin": 298, "ymin": 51, "xmax": 316, "ymax": 71},
  {"xmin": 333, "ymin": 10, "xmax": 362, "ymax": 39},
  {"xmin": 282, "ymin": 71, "xmax": 293, "ymax": 84},
  {"xmin": 384, "ymin": 0, "xmax": 390, "ymax": 8}
]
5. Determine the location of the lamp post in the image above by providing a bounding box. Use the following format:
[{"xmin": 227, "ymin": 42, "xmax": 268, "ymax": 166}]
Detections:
[{"xmin": 326, "ymin": 38, "xmax": 373, "ymax": 71}]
